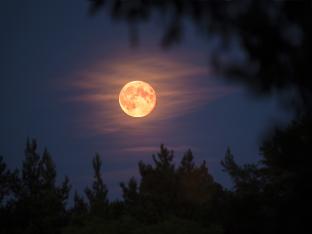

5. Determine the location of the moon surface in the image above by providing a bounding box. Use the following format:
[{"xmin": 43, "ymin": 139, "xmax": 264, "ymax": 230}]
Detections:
[{"xmin": 119, "ymin": 81, "xmax": 157, "ymax": 118}]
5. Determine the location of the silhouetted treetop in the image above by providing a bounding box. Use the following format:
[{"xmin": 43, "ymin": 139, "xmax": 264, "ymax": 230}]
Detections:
[
  {"xmin": 125, "ymin": 145, "xmax": 224, "ymax": 226},
  {"xmin": 153, "ymin": 144, "xmax": 175, "ymax": 170},
  {"xmin": 120, "ymin": 176, "xmax": 139, "ymax": 206},
  {"xmin": 1, "ymin": 140, "xmax": 71, "ymax": 234},
  {"xmin": 221, "ymin": 147, "xmax": 265, "ymax": 195},
  {"xmin": 220, "ymin": 116, "xmax": 312, "ymax": 234},
  {"xmin": 179, "ymin": 149, "xmax": 195, "ymax": 173},
  {"xmin": 85, "ymin": 153, "xmax": 108, "ymax": 217},
  {"xmin": 0, "ymin": 156, "xmax": 16, "ymax": 206},
  {"xmin": 1, "ymin": 132, "xmax": 311, "ymax": 233}
]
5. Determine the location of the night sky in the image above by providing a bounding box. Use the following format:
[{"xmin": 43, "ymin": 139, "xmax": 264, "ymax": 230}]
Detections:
[{"xmin": 0, "ymin": 0, "xmax": 292, "ymax": 199}]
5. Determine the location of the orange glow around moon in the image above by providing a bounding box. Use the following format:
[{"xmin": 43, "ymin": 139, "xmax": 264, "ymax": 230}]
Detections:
[{"xmin": 119, "ymin": 81, "xmax": 157, "ymax": 118}]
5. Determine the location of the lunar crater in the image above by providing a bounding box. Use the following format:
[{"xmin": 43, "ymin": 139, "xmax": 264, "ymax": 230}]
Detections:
[{"xmin": 119, "ymin": 81, "xmax": 156, "ymax": 118}]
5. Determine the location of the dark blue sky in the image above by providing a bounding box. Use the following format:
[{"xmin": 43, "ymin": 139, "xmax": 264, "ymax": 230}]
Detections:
[{"xmin": 0, "ymin": 0, "xmax": 292, "ymax": 199}]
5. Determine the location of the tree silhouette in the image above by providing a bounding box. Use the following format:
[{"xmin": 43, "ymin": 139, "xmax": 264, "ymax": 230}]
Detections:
[
  {"xmin": 118, "ymin": 144, "xmax": 224, "ymax": 232},
  {"xmin": 221, "ymin": 148, "xmax": 271, "ymax": 234},
  {"xmin": 220, "ymin": 115, "xmax": 312, "ymax": 234},
  {"xmin": 177, "ymin": 149, "xmax": 220, "ymax": 205},
  {"xmin": 69, "ymin": 191, "xmax": 88, "ymax": 226},
  {"xmin": 221, "ymin": 148, "xmax": 265, "ymax": 195},
  {"xmin": 120, "ymin": 176, "xmax": 139, "ymax": 219},
  {"xmin": 85, "ymin": 153, "xmax": 108, "ymax": 217},
  {"xmin": 0, "ymin": 155, "xmax": 17, "ymax": 234},
  {"xmin": 134, "ymin": 144, "xmax": 178, "ymax": 222},
  {"xmin": 259, "ymin": 115, "xmax": 312, "ymax": 233},
  {"xmin": 120, "ymin": 177, "xmax": 139, "ymax": 206},
  {"xmin": 4, "ymin": 139, "xmax": 71, "ymax": 234},
  {"xmin": 0, "ymin": 156, "xmax": 14, "ymax": 206},
  {"xmin": 177, "ymin": 149, "xmax": 224, "ymax": 228},
  {"xmin": 0, "ymin": 130, "xmax": 311, "ymax": 234}
]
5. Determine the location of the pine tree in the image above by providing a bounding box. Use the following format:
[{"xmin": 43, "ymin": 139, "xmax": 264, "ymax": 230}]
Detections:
[
  {"xmin": 0, "ymin": 156, "xmax": 13, "ymax": 206},
  {"xmin": 10, "ymin": 139, "xmax": 71, "ymax": 234},
  {"xmin": 21, "ymin": 139, "xmax": 41, "ymax": 196},
  {"xmin": 85, "ymin": 153, "xmax": 108, "ymax": 217},
  {"xmin": 138, "ymin": 144, "xmax": 177, "ymax": 221},
  {"xmin": 120, "ymin": 177, "xmax": 139, "ymax": 206},
  {"xmin": 69, "ymin": 191, "xmax": 88, "ymax": 226},
  {"xmin": 0, "ymin": 155, "xmax": 17, "ymax": 234},
  {"xmin": 178, "ymin": 149, "xmax": 219, "ymax": 204}
]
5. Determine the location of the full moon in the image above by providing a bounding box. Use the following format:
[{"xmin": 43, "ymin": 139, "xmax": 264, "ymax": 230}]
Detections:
[{"xmin": 119, "ymin": 81, "xmax": 157, "ymax": 118}]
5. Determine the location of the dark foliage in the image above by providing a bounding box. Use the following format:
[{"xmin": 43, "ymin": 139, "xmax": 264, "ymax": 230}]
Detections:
[
  {"xmin": 89, "ymin": 0, "xmax": 312, "ymax": 112},
  {"xmin": 0, "ymin": 116, "xmax": 311, "ymax": 233},
  {"xmin": 84, "ymin": 154, "xmax": 109, "ymax": 217},
  {"xmin": 221, "ymin": 115, "xmax": 312, "ymax": 234},
  {"xmin": 0, "ymin": 139, "xmax": 71, "ymax": 234}
]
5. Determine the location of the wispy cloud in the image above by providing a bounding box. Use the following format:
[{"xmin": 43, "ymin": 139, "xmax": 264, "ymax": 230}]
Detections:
[
  {"xmin": 120, "ymin": 144, "xmax": 197, "ymax": 154},
  {"xmin": 66, "ymin": 52, "xmax": 234, "ymax": 138}
]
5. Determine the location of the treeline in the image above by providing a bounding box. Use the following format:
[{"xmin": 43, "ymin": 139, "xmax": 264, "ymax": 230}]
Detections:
[{"xmin": 0, "ymin": 116, "xmax": 311, "ymax": 234}]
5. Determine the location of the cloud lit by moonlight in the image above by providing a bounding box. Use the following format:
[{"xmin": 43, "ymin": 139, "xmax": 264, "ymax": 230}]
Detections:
[{"xmin": 68, "ymin": 52, "xmax": 233, "ymax": 137}]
